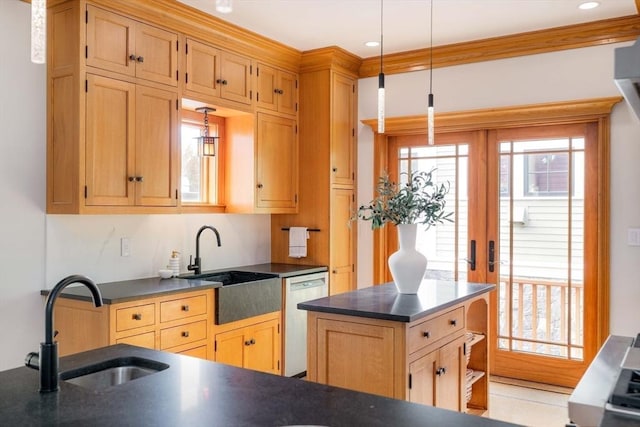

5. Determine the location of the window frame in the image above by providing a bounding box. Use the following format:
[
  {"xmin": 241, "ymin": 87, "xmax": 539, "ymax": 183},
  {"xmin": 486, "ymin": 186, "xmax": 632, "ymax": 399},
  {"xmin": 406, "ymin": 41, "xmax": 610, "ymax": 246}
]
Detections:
[{"xmin": 180, "ymin": 109, "xmax": 225, "ymax": 209}]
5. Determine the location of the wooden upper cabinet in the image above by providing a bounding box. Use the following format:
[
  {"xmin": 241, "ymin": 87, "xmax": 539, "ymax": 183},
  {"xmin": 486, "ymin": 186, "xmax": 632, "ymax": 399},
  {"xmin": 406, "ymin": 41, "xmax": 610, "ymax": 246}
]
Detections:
[
  {"xmin": 256, "ymin": 113, "xmax": 298, "ymax": 211},
  {"xmin": 256, "ymin": 63, "xmax": 298, "ymax": 116},
  {"xmin": 330, "ymin": 72, "xmax": 356, "ymax": 186},
  {"xmin": 185, "ymin": 38, "xmax": 253, "ymax": 105},
  {"xmin": 86, "ymin": 5, "xmax": 178, "ymax": 87},
  {"xmin": 85, "ymin": 74, "xmax": 178, "ymax": 207}
]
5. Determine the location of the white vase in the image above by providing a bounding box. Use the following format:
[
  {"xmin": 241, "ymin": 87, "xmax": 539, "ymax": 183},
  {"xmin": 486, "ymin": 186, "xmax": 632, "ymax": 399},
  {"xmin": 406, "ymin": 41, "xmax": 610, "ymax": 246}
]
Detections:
[{"xmin": 388, "ymin": 223, "xmax": 427, "ymax": 294}]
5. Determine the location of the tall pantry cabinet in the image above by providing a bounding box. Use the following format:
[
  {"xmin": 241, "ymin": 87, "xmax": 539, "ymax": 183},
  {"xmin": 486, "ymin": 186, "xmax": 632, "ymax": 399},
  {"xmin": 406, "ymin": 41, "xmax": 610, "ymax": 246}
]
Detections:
[{"xmin": 271, "ymin": 48, "xmax": 360, "ymax": 295}]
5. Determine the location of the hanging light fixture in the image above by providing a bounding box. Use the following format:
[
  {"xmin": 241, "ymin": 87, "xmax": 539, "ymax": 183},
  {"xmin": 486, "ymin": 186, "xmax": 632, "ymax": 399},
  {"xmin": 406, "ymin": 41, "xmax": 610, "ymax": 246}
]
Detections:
[
  {"xmin": 31, "ymin": 0, "xmax": 46, "ymax": 64},
  {"xmin": 216, "ymin": 0, "xmax": 233, "ymax": 14},
  {"xmin": 427, "ymin": 0, "xmax": 435, "ymax": 145},
  {"xmin": 195, "ymin": 107, "xmax": 218, "ymax": 157},
  {"xmin": 377, "ymin": 0, "xmax": 385, "ymax": 134}
]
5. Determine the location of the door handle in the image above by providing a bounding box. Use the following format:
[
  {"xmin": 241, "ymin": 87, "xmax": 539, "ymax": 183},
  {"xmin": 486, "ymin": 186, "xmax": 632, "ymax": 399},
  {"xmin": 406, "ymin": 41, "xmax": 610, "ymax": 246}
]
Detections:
[
  {"xmin": 465, "ymin": 240, "xmax": 476, "ymax": 271},
  {"xmin": 488, "ymin": 240, "xmax": 495, "ymax": 273}
]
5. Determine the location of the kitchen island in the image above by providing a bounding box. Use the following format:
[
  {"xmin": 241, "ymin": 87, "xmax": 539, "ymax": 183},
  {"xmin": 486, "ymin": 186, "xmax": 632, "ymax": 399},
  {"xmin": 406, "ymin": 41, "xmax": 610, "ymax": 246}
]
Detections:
[
  {"xmin": 0, "ymin": 344, "xmax": 517, "ymax": 426},
  {"xmin": 299, "ymin": 280, "xmax": 495, "ymax": 415}
]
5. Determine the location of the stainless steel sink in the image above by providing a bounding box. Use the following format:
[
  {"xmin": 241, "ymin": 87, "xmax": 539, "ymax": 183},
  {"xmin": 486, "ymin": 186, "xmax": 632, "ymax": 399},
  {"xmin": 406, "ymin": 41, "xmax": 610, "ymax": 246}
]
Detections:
[{"xmin": 61, "ymin": 356, "xmax": 169, "ymax": 391}]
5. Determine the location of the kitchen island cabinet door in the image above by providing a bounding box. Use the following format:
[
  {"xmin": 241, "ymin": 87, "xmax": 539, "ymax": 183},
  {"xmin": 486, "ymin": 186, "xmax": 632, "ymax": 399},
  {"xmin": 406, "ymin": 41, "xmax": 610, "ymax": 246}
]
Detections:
[
  {"xmin": 408, "ymin": 334, "xmax": 466, "ymax": 412},
  {"xmin": 315, "ymin": 317, "xmax": 398, "ymax": 398}
]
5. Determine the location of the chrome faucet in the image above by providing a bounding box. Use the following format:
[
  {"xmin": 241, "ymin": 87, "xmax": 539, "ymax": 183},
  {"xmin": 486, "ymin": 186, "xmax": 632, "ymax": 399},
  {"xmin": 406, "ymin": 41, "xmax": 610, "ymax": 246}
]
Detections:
[
  {"xmin": 26, "ymin": 275, "xmax": 103, "ymax": 392},
  {"xmin": 187, "ymin": 225, "xmax": 222, "ymax": 275}
]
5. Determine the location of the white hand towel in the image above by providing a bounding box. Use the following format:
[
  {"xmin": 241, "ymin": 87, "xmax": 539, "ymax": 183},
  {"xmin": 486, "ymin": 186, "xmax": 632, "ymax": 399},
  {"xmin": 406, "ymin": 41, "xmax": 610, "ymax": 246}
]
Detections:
[{"xmin": 288, "ymin": 227, "xmax": 308, "ymax": 258}]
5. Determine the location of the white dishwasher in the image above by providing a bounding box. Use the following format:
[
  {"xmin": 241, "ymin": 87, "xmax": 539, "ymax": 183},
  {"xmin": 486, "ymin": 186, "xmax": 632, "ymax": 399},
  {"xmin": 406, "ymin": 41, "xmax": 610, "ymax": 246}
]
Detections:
[{"xmin": 284, "ymin": 271, "xmax": 328, "ymax": 377}]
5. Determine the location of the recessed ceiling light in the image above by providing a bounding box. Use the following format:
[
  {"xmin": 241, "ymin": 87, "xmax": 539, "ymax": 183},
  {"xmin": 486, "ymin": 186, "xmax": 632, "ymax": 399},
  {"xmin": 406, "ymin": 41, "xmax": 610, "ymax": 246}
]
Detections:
[
  {"xmin": 578, "ymin": 1, "xmax": 600, "ymax": 10},
  {"xmin": 365, "ymin": 41, "xmax": 380, "ymax": 48}
]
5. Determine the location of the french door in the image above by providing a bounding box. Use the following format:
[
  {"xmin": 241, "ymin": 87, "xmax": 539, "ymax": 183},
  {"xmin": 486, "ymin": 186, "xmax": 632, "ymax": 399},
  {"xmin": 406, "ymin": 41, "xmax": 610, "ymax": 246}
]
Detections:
[{"xmin": 377, "ymin": 106, "xmax": 611, "ymax": 387}]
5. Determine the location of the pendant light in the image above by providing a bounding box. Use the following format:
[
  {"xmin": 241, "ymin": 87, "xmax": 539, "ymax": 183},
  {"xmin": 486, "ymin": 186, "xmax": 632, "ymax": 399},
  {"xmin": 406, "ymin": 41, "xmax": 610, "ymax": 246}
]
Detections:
[
  {"xmin": 216, "ymin": 0, "xmax": 233, "ymax": 14},
  {"xmin": 31, "ymin": 0, "xmax": 46, "ymax": 64},
  {"xmin": 195, "ymin": 107, "xmax": 218, "ymax": 157},
  {"xmin": 427, "ymin": 0, "xmax": 435, "ymax": 145},
  {"xmin": 377, "ymin": 0, "xmax": 385, "ymax": 134}
]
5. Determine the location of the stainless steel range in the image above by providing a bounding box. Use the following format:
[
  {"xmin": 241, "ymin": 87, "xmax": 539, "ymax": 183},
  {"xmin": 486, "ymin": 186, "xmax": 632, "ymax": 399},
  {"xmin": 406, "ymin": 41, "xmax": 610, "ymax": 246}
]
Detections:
[
  {"xmin": 601, "ymin": 337, "xmax": 640, "ymax": 426},
  {"xmin": 569, "ymin": 335, "xmax": 640, "ymax": 427}
]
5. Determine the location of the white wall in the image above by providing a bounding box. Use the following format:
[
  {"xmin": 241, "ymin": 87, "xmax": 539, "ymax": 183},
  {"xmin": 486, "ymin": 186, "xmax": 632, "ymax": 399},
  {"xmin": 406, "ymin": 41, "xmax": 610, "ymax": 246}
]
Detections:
[
  {"xmin": 0, "ymin": 2, "xmax": 271, "ymax": 371},
  {"xmin": 357, "ymin": 43, "xmax": 640, "ymax": 337}
]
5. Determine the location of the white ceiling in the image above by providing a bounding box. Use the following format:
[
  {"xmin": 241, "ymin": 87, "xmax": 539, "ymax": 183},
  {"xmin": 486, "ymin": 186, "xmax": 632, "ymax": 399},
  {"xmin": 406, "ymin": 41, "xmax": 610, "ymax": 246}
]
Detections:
[{"xmin": 177, "ymin": 0, "xmax": 638, "ymax": 58}]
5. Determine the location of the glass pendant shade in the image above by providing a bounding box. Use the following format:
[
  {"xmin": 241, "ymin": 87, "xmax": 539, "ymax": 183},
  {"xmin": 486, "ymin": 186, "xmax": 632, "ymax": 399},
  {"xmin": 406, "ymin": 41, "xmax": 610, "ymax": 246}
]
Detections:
[
  {"xmin": 378, "ymin": 72, "xmax": 385, "ymax": 133},
  {"xmin": 195, "ymin": 107, "xmax": 217, "ymax": 157},
  {"xmin": 216, "ymin": 0, "xmax": 233, "ymax": 13},
  {"xmin": 428, "ymin": 93, "xmax": 434, "ymax": 145},
  {"xmin": 31, "ymin": 0, "xmax": 46, "ymax": 64}
]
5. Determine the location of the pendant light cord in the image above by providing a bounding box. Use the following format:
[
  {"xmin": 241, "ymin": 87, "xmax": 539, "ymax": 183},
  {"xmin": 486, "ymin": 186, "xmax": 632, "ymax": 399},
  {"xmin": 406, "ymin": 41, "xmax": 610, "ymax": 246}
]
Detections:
[
  {"xmin": 429, "ymin": 0, "xmax": 433, "ymax": 94},
  {"xmin": 380, "ymin": 0, "xmax": 384, "ymax": 73}
]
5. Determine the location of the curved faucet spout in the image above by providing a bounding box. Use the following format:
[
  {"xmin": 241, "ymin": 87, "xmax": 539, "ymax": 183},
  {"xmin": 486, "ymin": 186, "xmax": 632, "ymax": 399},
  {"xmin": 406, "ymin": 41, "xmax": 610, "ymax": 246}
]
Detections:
[
  {"xmin": 40, "ymin": 274, "xmax": 102, "ymax": 393},
  {"xmin": 45, "ymin": 275, "xmax": 103, "ymax": 344},
  {"xmin": 187, "ymin": 225, "xmax": 222, "ymax": 275}
]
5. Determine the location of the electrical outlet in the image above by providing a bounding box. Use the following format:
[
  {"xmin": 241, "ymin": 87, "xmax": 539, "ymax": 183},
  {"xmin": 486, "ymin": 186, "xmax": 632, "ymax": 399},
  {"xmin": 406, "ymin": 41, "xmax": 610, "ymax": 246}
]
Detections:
[{"xmin": 121, "ymin": 237, "xmax": 131, "ymax": 257}]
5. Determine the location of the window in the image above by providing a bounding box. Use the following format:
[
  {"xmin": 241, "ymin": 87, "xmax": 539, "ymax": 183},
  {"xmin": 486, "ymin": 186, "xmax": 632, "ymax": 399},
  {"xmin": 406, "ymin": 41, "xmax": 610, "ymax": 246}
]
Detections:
[
  {"xmin": 180, "ymin": 109, "xmax": 223, "ymax": 205},
  {"xmin": 524, "ymin": 152, "xmax": 569, "ymax": 196}
]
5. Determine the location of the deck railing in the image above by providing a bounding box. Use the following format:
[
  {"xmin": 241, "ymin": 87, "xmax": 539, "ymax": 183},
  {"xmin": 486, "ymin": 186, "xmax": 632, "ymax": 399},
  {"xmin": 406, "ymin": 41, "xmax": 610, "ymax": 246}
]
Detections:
[{"xmin": 498, "ymin": 276, "xmax": 584, "ymax": 359}]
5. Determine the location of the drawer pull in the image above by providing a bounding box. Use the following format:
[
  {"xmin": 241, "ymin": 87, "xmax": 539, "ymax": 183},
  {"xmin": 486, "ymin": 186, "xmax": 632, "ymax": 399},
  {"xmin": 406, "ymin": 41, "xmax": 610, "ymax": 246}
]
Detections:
[
  {"xmin": 132, "ymin": 313, "xmax": 142, "ymax": 321},
  {"xmin": 449, "ymin": 319, "xmax": 457, "ymax": 327},
  {"xmin": 182, "ymin": 305, "xmax": 189, "ymax": 312},
  {"xmin": 422, "ymin": 331, "xmax": 431, "ymax": 338},
  {"xmin": 182, "ymin": 331, "xmax": 190, "ymax": 338}
]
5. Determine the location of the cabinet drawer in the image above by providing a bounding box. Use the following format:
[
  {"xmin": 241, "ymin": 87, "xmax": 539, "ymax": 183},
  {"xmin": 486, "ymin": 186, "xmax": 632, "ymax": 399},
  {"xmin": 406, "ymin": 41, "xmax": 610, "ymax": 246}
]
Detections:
[
  {"xmin": 176, "ymin": 345, "xmax": 208, "ymax": 359},
  {"xmin": 160, "ymin": 294, "xmax": 207, "ymax": 323},
  {"xmin": 116, "ymin": 331, "xmax": 155, "ymax": 349},
  {"xmin": 408, "ymin": 307, "xmax": 465, "ymax": 354},
  {"xmin": 160, "ymin": 320, "xmax": 207, "ymax": 349},
  {"xmin": 115, "ymin": 304, "xmax": 155, "ymax": 332}
]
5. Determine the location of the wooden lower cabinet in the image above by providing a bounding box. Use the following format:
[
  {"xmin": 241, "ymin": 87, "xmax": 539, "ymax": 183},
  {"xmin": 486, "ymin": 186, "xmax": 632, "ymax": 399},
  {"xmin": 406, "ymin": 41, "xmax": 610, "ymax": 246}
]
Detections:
[
  {"xmin": 213, "ymin": 311, "xmax": 281, "ymax": 375},
  {"xmin": 53, "ymin": 289, "xmax": 214, "ymax": 361},
  {"xmin": 307, "ymin": 294, "xmax": 489, "ymax": 415},
  {"xmin": 408, "ymin": 335, "xmax": 466, "ymax": 411}
]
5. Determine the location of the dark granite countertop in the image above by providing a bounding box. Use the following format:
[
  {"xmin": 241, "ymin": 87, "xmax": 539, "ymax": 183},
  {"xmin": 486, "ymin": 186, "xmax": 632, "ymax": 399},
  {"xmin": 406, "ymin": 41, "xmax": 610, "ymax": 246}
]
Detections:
[
  {"xmin": 298, "ymin": 280, "xmax": 495, "ymax": 323},
  {"xmin": 41, "ymin": 263, "xmax": 327, "ymax": 304},
  {"xmin": 0, "ymin": 344, "xmax": 517, "ymax": 426}
]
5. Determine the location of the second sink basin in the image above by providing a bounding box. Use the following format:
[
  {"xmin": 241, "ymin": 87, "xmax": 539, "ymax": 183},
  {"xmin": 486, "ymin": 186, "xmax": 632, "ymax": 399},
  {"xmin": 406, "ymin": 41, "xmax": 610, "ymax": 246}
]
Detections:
[{"xmin": 61, "ymin": 356, "xmax": 169, "ymax": 391}]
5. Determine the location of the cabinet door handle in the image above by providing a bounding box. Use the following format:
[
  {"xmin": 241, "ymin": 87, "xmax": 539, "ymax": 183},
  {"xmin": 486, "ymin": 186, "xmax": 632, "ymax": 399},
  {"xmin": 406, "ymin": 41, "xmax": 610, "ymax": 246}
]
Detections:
[
  {"xmin": 250, "ymin": 338, "xmax": 255, "ymax": 345},
  {"xmin": 182, "ymin": 331, "xmax": 189, "ymax": 338},
  {"xmin": 332, "ymin": 167, "xmax": 337, "ymax": 172},
  {"xmin": 129, "ymin": 54, "xmax": 136, "ymax": 61},
  {"xmin": 128, "ymin": 176, "xmax": 135, "ymax": 182},
  {"xmin": 216, "ymin": 79, "xmax": 228, "ymax": 85},
  {"xmin": 422, "ymin": 331, "xmax": 431, "ymax": 338},
  {"xmin": 135, "ymin": 176, "xmax": 144, "ymax": 182},
  {"xmin": 182, "ymin": 305, "xmax": 189, "ymax": 312},
  {"xmin": 244, "ymin": 340, "xmax": 251, "ymax": 346},
  {"xmin": 436, "ymin": 367, "xmax": 446, "ymax": 376},
  {"xmin": 136, "ymin": 56, "xmax": 144, "ymax": 63},
  {"xmin": 449, "ymin": 319, "xmax": 458, "ymax": 327},
  {"xmin": 132, "ymin": 313, "xmax": 142, "ymax": 321},
  {"xmin": 257, "ymin": 183, "xmax": 263, "ymax": 189}
]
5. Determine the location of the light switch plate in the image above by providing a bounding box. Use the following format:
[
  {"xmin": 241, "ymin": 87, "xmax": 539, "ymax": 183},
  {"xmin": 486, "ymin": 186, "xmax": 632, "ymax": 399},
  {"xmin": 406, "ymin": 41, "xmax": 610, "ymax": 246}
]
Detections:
[
  {"xmin": 121, "ymin": 237, "xmax": 131, "ymax": 257},
  {"xmin": 628, "ymin": 228, "xmax": 640, "ymax": 247}
]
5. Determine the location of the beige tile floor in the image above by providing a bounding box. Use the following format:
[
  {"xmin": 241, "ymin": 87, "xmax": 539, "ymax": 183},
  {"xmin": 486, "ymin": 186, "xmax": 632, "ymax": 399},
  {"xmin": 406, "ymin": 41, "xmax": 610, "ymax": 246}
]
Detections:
[{"xmin": 487, "ymin": 378, "xmax": 572, "ymax": 427}]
